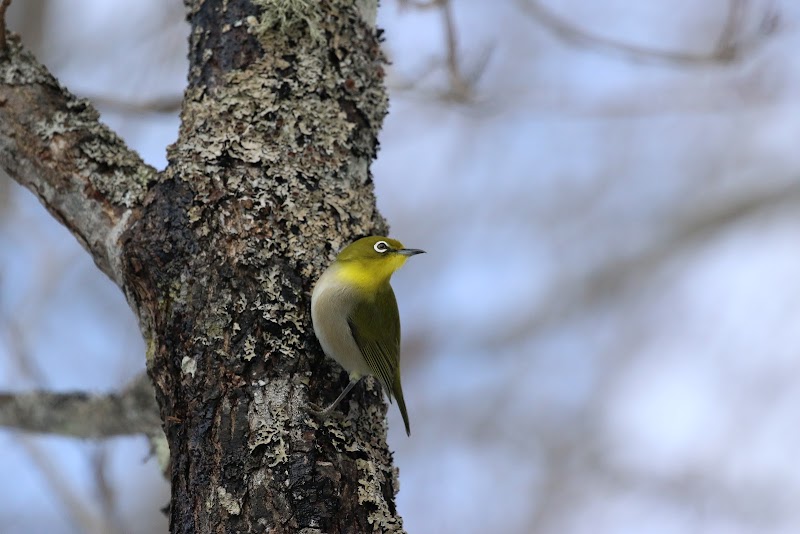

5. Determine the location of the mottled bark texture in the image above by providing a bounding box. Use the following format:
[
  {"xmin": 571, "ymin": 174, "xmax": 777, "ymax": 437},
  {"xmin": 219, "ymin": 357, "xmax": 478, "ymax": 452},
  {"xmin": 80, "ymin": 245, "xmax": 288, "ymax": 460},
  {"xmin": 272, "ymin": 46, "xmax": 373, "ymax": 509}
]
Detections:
[{"xmin": 1, "ymin": 0, "xmax": 405, "ymax": 532}]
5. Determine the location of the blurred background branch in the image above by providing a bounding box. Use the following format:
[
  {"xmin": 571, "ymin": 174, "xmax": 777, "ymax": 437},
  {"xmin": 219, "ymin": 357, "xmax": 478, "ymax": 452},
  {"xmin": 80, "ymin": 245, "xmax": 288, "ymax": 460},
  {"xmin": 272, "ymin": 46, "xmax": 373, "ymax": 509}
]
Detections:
[
  {"xmin": 517, "ymin": 0, "xmax": 777, "ymax": 64},
  {"xmin": 0, "ymin": 373, "xmax": 160, "ymax": 438},
  {"xmin": 495, "ymin": 181, "xmax": 800, "ymax": 347},
  {"xmin": 393, "ymin": 0, "xmax": 493, "ymax": 103}
]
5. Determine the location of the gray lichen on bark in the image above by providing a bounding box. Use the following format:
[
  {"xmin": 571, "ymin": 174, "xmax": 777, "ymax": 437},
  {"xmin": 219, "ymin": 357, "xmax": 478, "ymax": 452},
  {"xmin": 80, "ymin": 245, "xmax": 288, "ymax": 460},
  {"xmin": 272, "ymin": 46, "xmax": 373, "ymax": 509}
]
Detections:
[{"xmin": 119, "ymin": 0, "xmax": 404, "ymax": 532}]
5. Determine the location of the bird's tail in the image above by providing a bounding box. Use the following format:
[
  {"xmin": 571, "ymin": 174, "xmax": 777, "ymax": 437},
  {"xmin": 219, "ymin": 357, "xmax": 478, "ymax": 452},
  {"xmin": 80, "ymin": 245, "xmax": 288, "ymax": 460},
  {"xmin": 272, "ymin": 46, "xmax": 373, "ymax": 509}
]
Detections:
[{"xmin": 392, "ymin": 374, "xmax": 411, "ymax": 436}]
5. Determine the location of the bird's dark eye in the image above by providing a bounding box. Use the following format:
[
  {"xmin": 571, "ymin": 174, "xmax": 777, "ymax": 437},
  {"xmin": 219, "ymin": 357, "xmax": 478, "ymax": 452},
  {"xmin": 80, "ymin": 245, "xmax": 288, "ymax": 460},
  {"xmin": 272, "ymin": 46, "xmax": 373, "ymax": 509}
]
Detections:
[{"xmin": 374, "ymin": 241, "xmax": 389, "ymax": 253}]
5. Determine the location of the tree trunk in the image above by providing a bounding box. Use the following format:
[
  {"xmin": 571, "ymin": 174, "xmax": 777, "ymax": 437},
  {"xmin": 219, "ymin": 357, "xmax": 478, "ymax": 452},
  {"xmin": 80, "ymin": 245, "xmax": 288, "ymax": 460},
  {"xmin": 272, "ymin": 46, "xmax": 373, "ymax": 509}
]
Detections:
[{"xmin": 0, "ymin": 0, "xmax": 404, "ymax": 532}]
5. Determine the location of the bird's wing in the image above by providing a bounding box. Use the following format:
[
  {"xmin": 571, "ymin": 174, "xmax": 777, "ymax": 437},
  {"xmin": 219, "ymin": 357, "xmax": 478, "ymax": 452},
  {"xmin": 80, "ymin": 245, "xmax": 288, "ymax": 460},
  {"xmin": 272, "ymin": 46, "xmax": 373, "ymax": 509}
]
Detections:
[{"xmin": 347, "ymin": 283, "xmax": 400, "ymax": 399}]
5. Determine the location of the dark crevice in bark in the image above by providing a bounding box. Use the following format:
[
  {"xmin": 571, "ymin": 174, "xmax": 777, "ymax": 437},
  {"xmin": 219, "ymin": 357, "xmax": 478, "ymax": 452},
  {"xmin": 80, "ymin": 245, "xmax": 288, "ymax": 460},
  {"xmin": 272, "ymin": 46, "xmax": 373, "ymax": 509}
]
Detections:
[{"xmin": 188, "ymin": 0, "xmax": 264, "ymax": 90}]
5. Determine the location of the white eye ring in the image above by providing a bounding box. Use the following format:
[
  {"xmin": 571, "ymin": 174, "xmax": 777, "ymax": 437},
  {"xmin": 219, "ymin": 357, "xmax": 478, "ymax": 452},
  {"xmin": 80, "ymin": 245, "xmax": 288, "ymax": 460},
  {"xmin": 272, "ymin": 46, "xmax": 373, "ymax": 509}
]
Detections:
[{"xmin": 374, "ymin": 241, "xmax": 389, "ymax": 253}]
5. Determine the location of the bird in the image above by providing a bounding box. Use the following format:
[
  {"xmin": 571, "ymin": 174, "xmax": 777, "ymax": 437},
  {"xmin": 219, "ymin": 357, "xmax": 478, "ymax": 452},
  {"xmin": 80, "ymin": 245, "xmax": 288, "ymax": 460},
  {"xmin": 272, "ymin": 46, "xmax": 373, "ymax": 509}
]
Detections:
[{"xmin": 310, "ymin": 236, "xmax": 425, "ymax": 436}]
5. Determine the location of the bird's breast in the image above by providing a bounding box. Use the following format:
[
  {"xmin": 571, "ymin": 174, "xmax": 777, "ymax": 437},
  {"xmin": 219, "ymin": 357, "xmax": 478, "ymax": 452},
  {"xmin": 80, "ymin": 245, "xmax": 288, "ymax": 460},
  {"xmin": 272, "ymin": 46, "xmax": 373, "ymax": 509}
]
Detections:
[{"xmin": 311, "ymin": 267, "xmax": 371, "ymax": 378}]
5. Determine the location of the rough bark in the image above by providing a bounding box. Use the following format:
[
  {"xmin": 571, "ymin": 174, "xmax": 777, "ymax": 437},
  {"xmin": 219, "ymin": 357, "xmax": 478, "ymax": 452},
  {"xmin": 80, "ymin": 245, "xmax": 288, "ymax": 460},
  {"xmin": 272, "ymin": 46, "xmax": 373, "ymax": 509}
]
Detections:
[{"xmin": 0, "ymin": 0, "xmax": 404, "ymax": 532}]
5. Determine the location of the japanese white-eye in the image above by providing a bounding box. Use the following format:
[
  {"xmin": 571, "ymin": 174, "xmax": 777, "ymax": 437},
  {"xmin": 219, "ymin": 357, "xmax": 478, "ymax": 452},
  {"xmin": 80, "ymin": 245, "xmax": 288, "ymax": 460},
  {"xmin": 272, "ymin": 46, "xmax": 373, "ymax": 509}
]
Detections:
[{"xmin": 311, "ymin": 236, "xmax": 425, "ymax": 436}]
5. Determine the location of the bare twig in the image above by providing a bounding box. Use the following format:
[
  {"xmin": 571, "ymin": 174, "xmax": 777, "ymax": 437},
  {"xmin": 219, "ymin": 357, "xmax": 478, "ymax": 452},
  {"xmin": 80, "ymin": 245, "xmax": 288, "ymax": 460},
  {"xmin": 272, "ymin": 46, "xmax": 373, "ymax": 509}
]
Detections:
[
  {"xmin": 394, "ymin": 0, "xmax": 493, "ymax": 103},
  {"xmin": 0, "ymin": 373, "xmax": 161, "ymax": 438},
  {"xmin": 91, "ymin": 445, "xmax": 126, "ymax": 534},
  {"xmin": 0, "ymin": 0, "xmax": 12, "ymax": 58},
  {"xmin": 715, "ymin": 0, "xmax": 745, "ymax": 60},
  {"xmin": 87, "ymin": 93, "xmax": 183, "ymax": 115},
  {"xmin": 398, "ymin": 0, "xmax": 440, "ymax": 9},
  {"xmin": 18, "ymin": 435, "xmax": 99, "ymax": 533},
  {"xmin": 440, "ymin": 0, "xmax": 471, "ymax": 101},
  {"xmin": 494, "ymin": 183, "xmax": 800, "ymax": 346},
  {"xmin": 1, "ymin": 312, "xmax": 50, "ymax": 387},
  {"xmin": 759, "ymin": 0, "xmax": 780, "ymax": 35},
  {"xmin": 518, "ymin": 0, "xmax": 766, "ymax": 65}
]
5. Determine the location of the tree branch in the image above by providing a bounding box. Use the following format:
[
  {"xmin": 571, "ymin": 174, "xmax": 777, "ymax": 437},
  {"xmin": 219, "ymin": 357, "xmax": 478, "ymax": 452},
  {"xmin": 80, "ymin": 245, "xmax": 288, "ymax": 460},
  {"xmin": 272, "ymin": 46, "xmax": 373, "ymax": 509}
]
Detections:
[
  {"xmin": 0, "ymin": 32, "xmax": 158, "ymax": 285},
  {"xmin": 0, "ymin": 373, "xmax": 161, "ymax": 438},
  {"xmin": 518, "ymin": 0, "xmax": 767, "ymax": 65}
]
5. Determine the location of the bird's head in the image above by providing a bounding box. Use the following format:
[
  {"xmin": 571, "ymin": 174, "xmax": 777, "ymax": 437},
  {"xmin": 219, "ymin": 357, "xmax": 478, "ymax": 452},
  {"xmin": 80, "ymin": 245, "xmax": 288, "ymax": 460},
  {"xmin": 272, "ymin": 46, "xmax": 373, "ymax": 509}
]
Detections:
[{"xmin": 334, "ymin": 236, "xmax": 425, "ymax": 289}]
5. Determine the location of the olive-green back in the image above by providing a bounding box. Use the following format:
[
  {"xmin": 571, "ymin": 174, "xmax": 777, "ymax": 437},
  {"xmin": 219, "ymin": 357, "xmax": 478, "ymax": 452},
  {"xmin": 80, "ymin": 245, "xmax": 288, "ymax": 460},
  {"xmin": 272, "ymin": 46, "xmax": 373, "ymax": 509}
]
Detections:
[{"xmin": 347, "ymin": 283, "xmax": 411, "ymax": 435}]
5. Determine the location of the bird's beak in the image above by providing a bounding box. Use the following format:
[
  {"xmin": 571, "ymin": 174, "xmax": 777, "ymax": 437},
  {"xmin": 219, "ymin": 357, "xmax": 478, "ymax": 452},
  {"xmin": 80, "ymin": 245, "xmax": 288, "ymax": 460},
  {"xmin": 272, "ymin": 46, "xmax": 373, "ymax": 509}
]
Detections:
[{"xmin": 398, "ymin": 248, "xmax": 426, "ymax": 256}]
